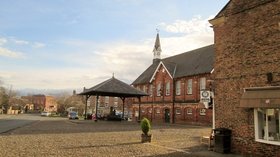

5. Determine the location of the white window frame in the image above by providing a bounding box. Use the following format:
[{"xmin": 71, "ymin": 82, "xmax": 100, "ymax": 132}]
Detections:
[
  {"xmin": 157, "ymin": 83, "xmax": 162, "ymax": 96},
  {"xmin": 199, "ymin": 108, "xmax": 206, "ymax": 116},
  {"xmin": 143, "ymin": 85, "xmax": 147, "ymax": 93},
  {"xmin": 176, "ymin": 108, "xmax": 181, "ymax": 115},
  {"xmin": 166, "ymin": 81, "xmax": 170, "ymax": 96},
  {"xmin": 105, "ymin": 96, "xmax": 109, "ymax": 103},
  {"xmin": 176, "ymin": 81, "xmax": 181, "ymax": 95},
  {"xmin": 254, "ymin": 108, "xmax": 280, "ymax": 146},
  {"xmin": 87, "ymin": 99, "xmax": 91, "ymax": 107},
  {"xmin": 200, "ymin": 77, "xmax": 206, "ymax": 90},
  {"xmin": 114, "ymin": 102, "xmax": 118, "ymax": 107},
  {"xmin": 135, "ymin": 110, "xmax": 139, "ymax": 117},
  {"xmin": 149, "ymin": 84, "xmax": 153, "ymax": 97},
  {"xmin": 156, "ymin": 108, "xmax": 160, "ymax": 114},
  {"xmin": 187, "ymin": 79, "xmax": 193, "ymax": 95},
  {"xmin": 148, "ymin": 108, "xmax": 152, "ymax": 113},
  {"xmin": 187, "ymin": 108, "xmax": 193, "ymax": 115}
]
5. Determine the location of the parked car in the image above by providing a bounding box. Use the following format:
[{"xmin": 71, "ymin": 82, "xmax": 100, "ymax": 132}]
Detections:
[
  {"xmin": 68, "ymin": 112, "xmax": 79, "ymax": 120},
  {"xmin": 41, "ymin": 111, "xmax": 51, "ymax": 116}
]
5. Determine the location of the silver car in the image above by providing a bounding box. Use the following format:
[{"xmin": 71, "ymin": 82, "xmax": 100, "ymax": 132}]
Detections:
[
  {"xmin": 68, "ymin": 112, "xmax": 79, "ymax": 120},
  {"xmin": 41, "ymin": 111, "xmax": 51, "ymax": 116}
]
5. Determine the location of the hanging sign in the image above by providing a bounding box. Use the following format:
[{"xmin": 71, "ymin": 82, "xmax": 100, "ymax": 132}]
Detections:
[{"xmin": 200, "ymin": 90, "xmax": 211, "ymax": 103}]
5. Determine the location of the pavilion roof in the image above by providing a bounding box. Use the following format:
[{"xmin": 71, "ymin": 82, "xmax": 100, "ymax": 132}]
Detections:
[{"xmin": 79, "ymin": 77, "xmax": 148, "ymax": 98}]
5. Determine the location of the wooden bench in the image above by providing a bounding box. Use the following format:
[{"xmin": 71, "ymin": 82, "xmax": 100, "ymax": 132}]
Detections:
[{"xmin": 200, "ymin": 134, "xmax": 214, "ymax": 150}]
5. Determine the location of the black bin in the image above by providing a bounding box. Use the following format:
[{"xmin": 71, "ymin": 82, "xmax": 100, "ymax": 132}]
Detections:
[{"xmin": 214, "ymin": 128, "xmax": 231, "ymax": 153}]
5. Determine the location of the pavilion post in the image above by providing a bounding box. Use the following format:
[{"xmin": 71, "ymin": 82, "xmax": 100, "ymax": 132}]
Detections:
[
  {"xmin": 121, "ymin": 97, "xmax": 125, "ymax": 120},
  {"xmin": 95, "ymin": 95, "xmax": 99, "ymax": 122},
  {"xmin": 84, "ymin": 95, "xmax": 90, "ymax": 120}
]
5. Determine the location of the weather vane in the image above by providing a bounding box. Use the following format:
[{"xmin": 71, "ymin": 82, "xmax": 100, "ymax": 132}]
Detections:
[{"xmin": 156, "ymin": 28, "xmax": 159, "ymax": 33}]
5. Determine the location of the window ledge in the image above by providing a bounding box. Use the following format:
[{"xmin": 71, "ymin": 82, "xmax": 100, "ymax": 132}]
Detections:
[{"xmin": 256, "ymin": 139, "xmax": 280, "ymax": 146}]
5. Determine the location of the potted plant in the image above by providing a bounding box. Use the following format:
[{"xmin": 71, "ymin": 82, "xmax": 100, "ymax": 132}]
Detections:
[{"xmin": 141, "ymin": 118, "xmax": 152, "ymax": 143}]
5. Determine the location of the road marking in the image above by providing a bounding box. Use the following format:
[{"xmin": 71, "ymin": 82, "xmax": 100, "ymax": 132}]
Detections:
[{"xmin": 144, "ymin": 143, "xmax": 191, "ymax": 154}]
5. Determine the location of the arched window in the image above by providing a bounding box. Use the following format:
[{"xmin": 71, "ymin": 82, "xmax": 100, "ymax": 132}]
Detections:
[
  {"xmin": 157, "ymin": 83, "xmax": 162, "ymax": 96},
  {"xmin": 176, "ymin": 108, "xmax": 181, "ymax": 115},
  {"xmin": 166, "ymin": 81, "xmax": 170, "ymax": 96},
  {"xmin": 186, "ymin": 108, "xmax": 193, "ymax": 115},
  {"xmin": 176, "ymin": 81, "xmax": 181, "ymax": 95}
]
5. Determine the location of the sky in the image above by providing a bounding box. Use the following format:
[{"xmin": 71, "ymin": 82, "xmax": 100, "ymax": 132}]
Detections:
[{"xmin": 0, "ymin": 0, "xmax": 229, "ymax": 93}]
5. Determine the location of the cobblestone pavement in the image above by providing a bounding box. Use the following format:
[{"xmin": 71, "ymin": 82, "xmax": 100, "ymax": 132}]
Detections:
[{"xmin": 0, "ymin": 119, "xmax": 215, "ymax": 157}]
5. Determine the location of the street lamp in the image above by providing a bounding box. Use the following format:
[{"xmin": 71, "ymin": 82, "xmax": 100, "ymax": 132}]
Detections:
[{"xmin": 151, "ymin": 84, "xmax": 155, "ymax": 122}]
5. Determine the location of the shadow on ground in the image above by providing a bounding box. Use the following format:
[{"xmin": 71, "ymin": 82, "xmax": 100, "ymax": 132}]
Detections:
[{"xmin": 1, "ymin": 120, "xmax": 210, "ymax": 136}]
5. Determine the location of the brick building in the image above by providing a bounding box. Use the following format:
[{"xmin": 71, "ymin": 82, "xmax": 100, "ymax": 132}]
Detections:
[
  {"xmin": 210, "ymin": 0, "xmax": 280, "ymax": 156},
  {"xmin": 86, "ymin": 96, "xmax": 130, "ymax": 118},
  {"xmin": 25, "ymin": 95, "xmax": 58, "ymax": 112},
  {"xmin": 131, "ymin": 33, "xmax": 214, "ymax": 125}
]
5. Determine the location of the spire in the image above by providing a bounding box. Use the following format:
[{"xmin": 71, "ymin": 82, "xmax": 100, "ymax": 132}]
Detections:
[{"xmin": 153, "ymin": 31, "xmax": 162, "ymax": 63}]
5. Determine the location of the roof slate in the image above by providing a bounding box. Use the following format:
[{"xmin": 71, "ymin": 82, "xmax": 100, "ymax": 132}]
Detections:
[
  {"xmin": 80, "ymin": 77, "xmax": 148, "ymax": 97},
  {"xmin": 132, "ymin": 44, "xmax": 214, "ymax": 85}
]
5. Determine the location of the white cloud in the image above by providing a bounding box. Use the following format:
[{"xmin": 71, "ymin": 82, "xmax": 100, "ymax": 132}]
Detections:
[
  {"xmin": 32, "ymin": 42, "xmax": 46, "ymax": 48},
  {"xmin": 96, "ymin": 41, "xmax": 152, "ymax": 81},
  {"xmin": 156, "ymin": 16, "xmax": 215, "ymax": 56},
  {"xmin": 1, "ymin": 15, "xmax": 215, "ymax": 90},
  {"xmin": 0, "ymin": 47, "xmax": 24, "ymax": 58},
  {"xmin": 2, "ymin": 36, "xmax": 46, "ymax": 48},
  {"xmin": 0, "ymin": 38, "xmax": 7, "ymax": 46},
  {"xmin": 11, "ymin": 38, "xmax": 29, "ymax": 45},
  {"xmin": 160, "ymin": 15, "xmax": 214, "ymax": 34}
]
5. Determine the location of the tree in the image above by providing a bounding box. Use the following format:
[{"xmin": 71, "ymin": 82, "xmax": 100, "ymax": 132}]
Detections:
[
  {"xmin": 56, "ymin": 93, "xmax": 85, "ymax": 116},
  {"xmin": 0, "ymin": 87, "xmax": 9, "ymax": 112}
]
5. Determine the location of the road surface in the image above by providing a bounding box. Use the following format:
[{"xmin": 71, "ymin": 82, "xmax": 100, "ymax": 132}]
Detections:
[{"xmin": 0, "ymin": 113, "xmax": 66, "ymax": 134}]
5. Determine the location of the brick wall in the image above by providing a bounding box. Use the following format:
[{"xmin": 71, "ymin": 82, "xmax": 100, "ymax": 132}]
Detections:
[
  {"xmin": 211, "ymin": 0, "xmax": 280, "ymax": 156},
  {"xmin": 32, "ymin": 95, "xmax": 46, "ymax": 111},
  {"xmin": 131, "ymin": 103, "xmax": 212, "ymax": 125},
  {"xmin": 132, "ymin": 63, "xmax": 213, "ymax": 125}
]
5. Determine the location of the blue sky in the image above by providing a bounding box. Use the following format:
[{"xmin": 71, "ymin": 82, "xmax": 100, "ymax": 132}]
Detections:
[{"xmin": 0, "ymin": 0, "xmax": 228, "ymax": 92}]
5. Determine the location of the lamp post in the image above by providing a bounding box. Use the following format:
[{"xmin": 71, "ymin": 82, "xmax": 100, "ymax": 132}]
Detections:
[
  {"xmin": 208, "ymin": 81, "xmax": 215, "ymax": 129},
  {"xmin": 172, "ymin": 79, "xmax": 175, "ymax": 124}
]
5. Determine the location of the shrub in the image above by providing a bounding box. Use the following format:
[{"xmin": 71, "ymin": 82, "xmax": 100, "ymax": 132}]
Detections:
[{"xmin": 141, "ymin": 118, "xmax": 151, "ymax": 135}]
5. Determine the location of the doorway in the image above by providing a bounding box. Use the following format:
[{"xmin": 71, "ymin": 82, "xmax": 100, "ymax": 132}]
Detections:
[{"xmin": 164, "ymin": 108, "xmax": 170, "ymax": 123}]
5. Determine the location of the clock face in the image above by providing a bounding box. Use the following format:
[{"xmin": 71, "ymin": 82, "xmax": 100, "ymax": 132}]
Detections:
[{"xmin": 202, "ymin": 91, "xmax": 209, "ymax": 97}]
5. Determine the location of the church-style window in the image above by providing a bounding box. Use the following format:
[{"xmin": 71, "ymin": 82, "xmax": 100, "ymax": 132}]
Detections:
[
  {"xmin": 157, "ymin": 83, "xmax": 162, "ymax": 96},
  {"xmin": 200, "ymin": 77, "xmax": 206, "ymax": 90},
  {"xmin": 187, "ymin": 79, "xmax": 193, "ymax": 95},
  {"xmin": 166, "ymin": 81, "xmax": 170, "ymax": 96},
  {"xmin": 149, "ymin": 84, "xmax": 153, "ymax": 96},
  {"xmin": 176, "ymin": 81, "xmax": 181, "ymax": 95}
]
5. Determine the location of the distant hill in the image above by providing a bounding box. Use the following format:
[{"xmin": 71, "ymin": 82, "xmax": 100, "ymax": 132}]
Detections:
[{"xmin": 16, "ymin": 88, "xmax": 83, "ymax": 97}]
